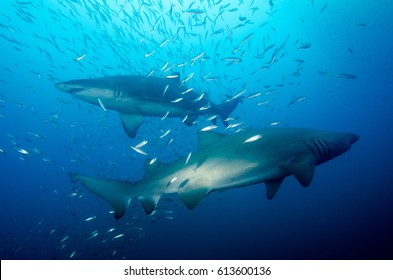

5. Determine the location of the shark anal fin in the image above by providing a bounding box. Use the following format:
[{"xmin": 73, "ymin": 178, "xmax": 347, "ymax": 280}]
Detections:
[
  {"xmin": 179, "ymin": 187, "xmax": 210, "ymax": 209},
  {"xmin": 119, "ymin": 113, "xmax": 144, "ymax": 138},
  {"xmin": 138, "ymin": 195, "xmax": 160, "ymax": 215},
  {"xmin": 265, "ymin": 177, "xmax": 284, "ymax": 200},
  {"xmin": 183, "ymin": 114, "xmax": 197, "ymax": 126},
  {"xmin": 281, "ymin": 155, "xmax": 315, "ymax": 187},
  {"xmin": 69, "ymin": 173, "xmax": 132, "ymax": 219}
]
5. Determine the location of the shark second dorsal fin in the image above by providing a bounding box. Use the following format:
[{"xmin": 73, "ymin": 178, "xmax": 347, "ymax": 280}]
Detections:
[
  {"xmin": 265, "ymin": 177, "xmax": 285, "ymax": 200},
  {"xmin": 281, "ymin": 155, "xmax": 315, "ymax": 187},
  {"xmin": 197, "ymin": 131, "xmax": 225, "ymax": 149},
  {"xmin": 178, "ymin": 186, "xmax": 211, "ymax": 209},
  {"xmin": 119, "ymin": 113, "xmax": 144, "ymax": 138}
]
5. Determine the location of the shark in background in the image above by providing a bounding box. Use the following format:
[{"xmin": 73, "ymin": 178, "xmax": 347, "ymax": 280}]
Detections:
[
  {"xmin": 55, "ymin": 75, "xmax": 240, "ymax": 138},
  {"xmin": 70, "ymin": 127, "xmax": 359, "ymax": 219}
]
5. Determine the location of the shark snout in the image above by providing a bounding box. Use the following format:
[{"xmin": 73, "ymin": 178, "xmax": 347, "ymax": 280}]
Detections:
[
  {"xmin": 54, "ymin": 82, "xmax": 66, "ymax": 91},
  {"xmin": 341, "ymin": 132, "xmax": 360, "ymax": 153},
  {"xmin": 350, "ymin": 133, "xmax": 360, "ymax": 144}
]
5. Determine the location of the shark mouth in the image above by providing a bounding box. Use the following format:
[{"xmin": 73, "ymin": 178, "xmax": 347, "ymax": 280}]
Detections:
[
  {"xmin": 66, "ymin": 87, "xmax": 85, "ymax": 94},
  {"xmin": 54, "ymin": 82, "xmax": 85, "ymax": 94}
]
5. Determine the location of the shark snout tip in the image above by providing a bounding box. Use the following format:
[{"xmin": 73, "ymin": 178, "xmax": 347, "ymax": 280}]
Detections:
[
  {"xmin": 54, "ymin": 82, "xmax": 64, "ymax": 90},
  {"xmin": 351, "ymin": 133, "xmax": 360, "ymax": 144}
]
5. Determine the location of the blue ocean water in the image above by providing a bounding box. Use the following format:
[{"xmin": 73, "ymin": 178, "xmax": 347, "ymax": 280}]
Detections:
[{"xmin": 0, "ymin": 0, "xmax": 392, "ymax": 260}]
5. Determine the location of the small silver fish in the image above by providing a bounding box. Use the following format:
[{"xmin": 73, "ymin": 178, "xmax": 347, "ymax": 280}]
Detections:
[
  {"xmin": 135, "ymin": 140, "xmax": 148, "ymax": 149},
  {"xmin": 200, "ymin": 125, "xmax": 217, "ymax": 131},
  {"xmin": 76, "ymin": 53, "xmax": 86, "ymax": 61},
  {"xmin": 113, "ymin": 234, "xmax": 125, "ymax": 239},
  {"xmin": 60, "ymin": 236, "xmax": 69, "ymax": 243},
  {"xmin": 149, "ymin": 158, "xmax": 157, "ymax": 165},
  {"xmin": 97, "ymin": 98, "xmax": 107, "ymax": 112},
  {"xmin": 194, "ymin": 93, "xmax": 204, "ymax": 102},
  {"xmin": 185, "ymin": 152, "xmax": 192, "ymax": 165},
  {"xmin": 163, "ymin": 85, "xmax": 169, "ymax": 96},
  {"xmin": 161, "ymin": 111, "xmax": 170, "ymax": 120},
  {"xmin": 171, "ymin": 97, "xmax": 183, "ymax": 103},
  {"xmin": 243, "ymin": 134, "xmax": 263, "ymax": 144},
  {"xmin": 160, "ymin": 129, "xmax": 171, "ymax": 138},
  {"xmin": 130, "ymin": 146, "xmax": 148, "ymax": 156}
]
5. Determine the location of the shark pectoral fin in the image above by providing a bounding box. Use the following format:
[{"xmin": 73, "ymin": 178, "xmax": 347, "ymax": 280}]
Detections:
[
  {"xmin": 282, "ymin": 156, "xmax": 316, "ymax": 187},
  {"xmin": 69, "ymin": 172, "xmax": 132, "ymax": 219},
  {"xmin": 178, "ymin": 187, "xmax": 211, "ymax": 209},
  {"xmin": 119, "ymin": 113, "xmax": 144, "ymax": 138},
  {"xmin": 138, "ymin": 195, "xmax": 160, "ymax": 215},
  {"xmin": 265, "ymin": 177, "xmax": 285, "ymax": 200}
]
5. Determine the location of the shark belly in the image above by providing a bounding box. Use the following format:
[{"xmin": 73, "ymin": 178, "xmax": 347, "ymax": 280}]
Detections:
[{"xmin": 106, "ymin": 97, "xmax": 196, "ymax": 117}]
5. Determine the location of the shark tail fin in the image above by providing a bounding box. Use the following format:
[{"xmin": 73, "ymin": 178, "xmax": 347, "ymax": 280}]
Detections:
[
  {"xmin": 214, "ymin": 98, "xmax": 241, "ymax": 126},
  {"xmin": 69, "ymin": 173, "xmax": 135, "ymax": 219}
]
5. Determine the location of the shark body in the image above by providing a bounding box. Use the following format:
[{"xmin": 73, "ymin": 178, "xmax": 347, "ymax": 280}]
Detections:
[
  {"xmin": 70, "ymin": 127, "xmax": 359, "ymax": 219},
  {"xmin": 55, "ymin": 75, "xmax": 240, "ymax": 138}
]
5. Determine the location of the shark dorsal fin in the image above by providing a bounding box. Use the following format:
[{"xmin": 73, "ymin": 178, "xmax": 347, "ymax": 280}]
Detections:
[
  {"xmin": 281, "ymin": 155, "xmax": 315, "ymax": 187},
  {"xmin": 265, "ymin": 177, "xmax": 285, "ymax": 200},
  {"xmin": 178, "ymin": 186, "xmax": 211, "ymax": 209},
  {"xmin": 119, "ymin": 114, "xmax": 144, "ymax": 138},
  {"xmin": 197, "ymin": 131, "xmax": 225, "ymax": 149},
  {"xmin": 138, "ymin": 195, "xmax": 160, "ymax": 214}
]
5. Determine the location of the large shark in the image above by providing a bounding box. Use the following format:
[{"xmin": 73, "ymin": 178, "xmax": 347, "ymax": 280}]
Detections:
[
  {"xmin": 54, "ymin": 75, "xmax": 240, "ymax": 138},
  {"xmin": 70, "ymin": 127, "xmax": 359, "ymax": 219}
]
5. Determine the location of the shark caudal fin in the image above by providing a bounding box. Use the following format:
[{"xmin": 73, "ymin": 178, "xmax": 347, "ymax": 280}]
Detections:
[
  {"xmin": 214, "ymin": 98, "xmax": 241, "ymax": 126},
  {"xmin": 69, "ymin": 173, "xmax": 135, "ymax": 219}
]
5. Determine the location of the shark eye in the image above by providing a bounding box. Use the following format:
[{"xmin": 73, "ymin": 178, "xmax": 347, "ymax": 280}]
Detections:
[{"xmin": 68, "ymin": 88, "xmax": 85, "ymax": 94}]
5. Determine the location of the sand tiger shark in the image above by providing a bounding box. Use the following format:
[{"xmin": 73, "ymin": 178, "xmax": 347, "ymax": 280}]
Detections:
[
  {"xmin": 70, "ymin": 127, "xmax": 359, "ymax": 219},
  {"xmin": 54, "ymin": 75, "xmax": 240, "ymax": 138}
]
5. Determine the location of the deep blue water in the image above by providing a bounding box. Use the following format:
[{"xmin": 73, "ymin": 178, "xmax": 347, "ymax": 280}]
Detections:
[{"xmin": 1, "ymin": 0, "xmax": 392, "ymax": 260}]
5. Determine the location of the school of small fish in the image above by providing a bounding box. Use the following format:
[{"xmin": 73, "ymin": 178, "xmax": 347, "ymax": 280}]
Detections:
[{"xmin": 0, "ymin": 0, "xmax": 361, "ymax": 259}]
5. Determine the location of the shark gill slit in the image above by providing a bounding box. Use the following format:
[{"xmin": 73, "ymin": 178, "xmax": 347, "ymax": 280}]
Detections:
[
  {"xmin": 114, "ymin": 82, "xmax": 118, "ymax": 98},
  {"xmin": 319, "ymin": 138, "xmax": 329, "ymax": 159},
  {"xmin": 312, "ymin": 139, "xmax": 322, "ymax": 161},
  {"xmin": 116, "ymin": 82, "xmax": 121, "ymax": 98},
  {"xmin": 308, "ymin": 140, "xmax": 318, "ymax": 160},
  {"xmin": 313, "ymin": 138, "xmax": 328, "ymax": 161},
  {"xmin": 315, "ymin": 139, "xmax": 325, "ymax": 159},
  {"xmin": 311, "ymin": 139, "xmax": 323, "ymax": 162}
]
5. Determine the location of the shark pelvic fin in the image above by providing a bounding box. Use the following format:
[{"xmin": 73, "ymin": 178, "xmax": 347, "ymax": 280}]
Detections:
[
  {"xmin": 69, "ymin": 173, "xmax": 134, "ymax": 219},
  {"xmin": 265, "ymin": 177, "xmax": 285, "ymax": 200},
  {"xmin": 197, "ymin": 131, "xmax": 225, "ymax": 149},
  {"xmin": 281, "ymin": 155, "xmax": 315, "ymax": 187},
  {"xmin": 119, "ymin": 113, "xmax": 144, "ymax": 138},
  {"xmin": 138, "ymin": 195, "xmax": 160, "ymax": 214},
  {"xmin": 179, "ymin": 186, "xmax": 211, "ymax": 209}
]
